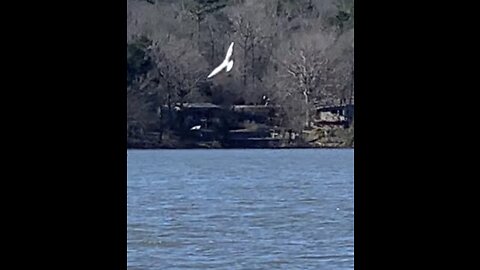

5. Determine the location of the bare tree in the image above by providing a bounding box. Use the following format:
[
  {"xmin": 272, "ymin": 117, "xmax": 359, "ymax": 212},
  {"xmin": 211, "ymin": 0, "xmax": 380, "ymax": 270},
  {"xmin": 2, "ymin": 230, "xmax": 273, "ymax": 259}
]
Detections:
[
  {"xmin": 202, "ymin": 12, "xmax": 234, "ymax": 69},
  {"xmin": 181, "ymin": 0, "xmax": 228, "ymax": 49},
  {"xmin": 127, "ymin": 0, "xmax": 355, "ymax": 138},
  {"xmin": 271, "ymin": 31, "xmax": 336, "ymax": 128},
  {"xmin": 224, "ymin": 1, "xmax": 276, "ymax": 103},
  {"xmin": 170, "ymin": 43, "xmax": 208, "ymax": 104},
  {"xmin": 324, "ymin": 27, "xmax": 354, "ymax": 104},
  {"xmin": 146, "ymin": 35, "xmax": 209, "ymax": 106}
]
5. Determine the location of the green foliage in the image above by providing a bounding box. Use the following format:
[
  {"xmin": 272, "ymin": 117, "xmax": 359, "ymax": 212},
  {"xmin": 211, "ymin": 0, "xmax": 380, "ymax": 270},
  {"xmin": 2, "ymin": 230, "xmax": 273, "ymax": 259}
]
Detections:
[{"xmin": 127, "ymin": 35, "xmax": 154, "ymax": 86}]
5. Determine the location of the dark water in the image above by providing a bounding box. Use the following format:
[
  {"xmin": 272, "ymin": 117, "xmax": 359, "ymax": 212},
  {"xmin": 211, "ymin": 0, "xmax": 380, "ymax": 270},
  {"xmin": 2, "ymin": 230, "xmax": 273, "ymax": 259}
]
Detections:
[{"xmin": 127, "ymin": 149, "xmax": 354, "ymax": 269}]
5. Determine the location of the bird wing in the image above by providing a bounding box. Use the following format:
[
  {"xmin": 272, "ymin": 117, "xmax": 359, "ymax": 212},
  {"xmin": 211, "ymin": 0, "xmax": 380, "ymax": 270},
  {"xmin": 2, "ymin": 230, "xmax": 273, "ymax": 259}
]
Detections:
[
  {"xmin": 225, "ymin": 42, "xmax": 234, "ymax": 61},
  {"xmin": 207, "ymin": 61, "xmax": 227, "ymax": 78},
  {"xmin": 226, "ymin": 60, "xmax": 233, "ymax": 72}
]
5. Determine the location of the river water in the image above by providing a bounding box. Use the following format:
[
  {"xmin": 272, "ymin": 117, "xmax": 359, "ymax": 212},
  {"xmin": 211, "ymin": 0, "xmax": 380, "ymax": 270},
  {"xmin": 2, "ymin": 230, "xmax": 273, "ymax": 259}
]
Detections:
[{"xmin": 127, "ymin": 149, "xmax": 354, "ymax": 269}]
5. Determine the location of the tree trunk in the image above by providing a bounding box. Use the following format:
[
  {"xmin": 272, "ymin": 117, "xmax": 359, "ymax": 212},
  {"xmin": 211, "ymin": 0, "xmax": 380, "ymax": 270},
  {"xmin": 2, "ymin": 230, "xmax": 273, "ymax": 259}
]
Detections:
[
  {"xmin": 196, "ymin": 15, "xmax": 201, "ymax": 50},
  {"xmin": 304, "ymin": 90, "xmax": 310, "ymax": 128},
  {"xmin": 208, "ymin": 24, "xmax": 215, "ymax": 68},
  {"xmin": 349, "ymin": 67, "xmax": 354, "ymax": 104},
  {"xmin": 251, "ymin": 38, "xmax": 255, "ymax": 87},
  {"xmin": 243, "ymin": 37, "xmax": 248, "ymax": 86}
]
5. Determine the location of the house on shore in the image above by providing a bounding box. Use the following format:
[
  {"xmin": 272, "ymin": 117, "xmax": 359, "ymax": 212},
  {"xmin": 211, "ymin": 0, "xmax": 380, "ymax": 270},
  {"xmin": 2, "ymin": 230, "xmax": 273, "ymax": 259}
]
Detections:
[{"xmin": 314, "ymin": 103, "xmax": 354, "ymax": 128}]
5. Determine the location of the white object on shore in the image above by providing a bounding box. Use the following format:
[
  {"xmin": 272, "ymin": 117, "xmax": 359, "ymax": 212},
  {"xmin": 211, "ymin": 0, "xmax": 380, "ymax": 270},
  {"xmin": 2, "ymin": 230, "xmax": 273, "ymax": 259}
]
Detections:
[
  {"xmin": 207, "ymin": 42, "xmax": 234, "ymax": 78},
  {"xmin": 190, "ymin": 125, "xmax": 201, "ymax": 130}
]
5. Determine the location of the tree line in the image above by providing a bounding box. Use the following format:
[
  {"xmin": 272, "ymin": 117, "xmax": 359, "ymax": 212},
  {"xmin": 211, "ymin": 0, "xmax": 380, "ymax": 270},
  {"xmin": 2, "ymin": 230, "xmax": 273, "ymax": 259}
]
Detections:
[{"xmin": 127, "ymin": 0, "xmax": 354, "ymax": 133}]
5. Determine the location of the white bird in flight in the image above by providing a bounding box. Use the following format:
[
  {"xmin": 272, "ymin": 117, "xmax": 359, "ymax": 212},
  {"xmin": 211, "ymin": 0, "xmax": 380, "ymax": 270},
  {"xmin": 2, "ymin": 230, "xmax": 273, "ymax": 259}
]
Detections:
[
  {"xmin": 207, "ymin": 42, "xmax": 234, "ymax": 79},
  {"xmin": 190, "ymin": 125, "xmax": 201, "ymax": 130}
]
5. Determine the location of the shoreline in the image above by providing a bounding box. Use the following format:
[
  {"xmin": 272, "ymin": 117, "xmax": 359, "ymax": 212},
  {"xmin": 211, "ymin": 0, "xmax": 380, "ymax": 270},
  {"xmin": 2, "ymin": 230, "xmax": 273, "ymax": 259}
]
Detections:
[
  {"xmin": 127, "ymin": 126, "xmax": 353, "ymax": 150},
  {"xmin": 127, "ymin": 147, "xmax": 354, "ymax": 150},
  {"xmin": 126, "ymin": 143, "xmax": 354, "ymax": 150}
]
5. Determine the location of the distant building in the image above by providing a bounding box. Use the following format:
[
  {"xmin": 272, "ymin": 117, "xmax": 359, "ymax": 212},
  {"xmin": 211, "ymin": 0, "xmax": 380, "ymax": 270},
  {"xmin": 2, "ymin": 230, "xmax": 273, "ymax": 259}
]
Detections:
[
  {"xmin": 160, "ymin": 103, "xmax": 224, "ymax": 130},
  {"xmin": 314, "ymin": 104, "xmax": 354, "ymax": 128}
]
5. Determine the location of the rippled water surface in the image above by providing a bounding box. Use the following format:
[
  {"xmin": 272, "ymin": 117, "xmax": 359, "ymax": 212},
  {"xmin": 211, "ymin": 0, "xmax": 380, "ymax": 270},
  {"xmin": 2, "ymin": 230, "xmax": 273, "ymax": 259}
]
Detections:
[{"xmin": 127, "ymin": 149, "xmax": 354, "ymax": 269}]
